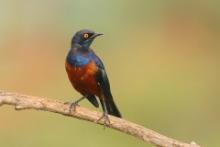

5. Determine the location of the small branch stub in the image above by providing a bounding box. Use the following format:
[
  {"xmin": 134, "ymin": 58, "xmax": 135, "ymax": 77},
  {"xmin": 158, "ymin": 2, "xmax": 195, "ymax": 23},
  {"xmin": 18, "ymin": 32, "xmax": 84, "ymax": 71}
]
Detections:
[{"xmin": 0, "ymin": 90, "xmax": 200, "ymax": 147}]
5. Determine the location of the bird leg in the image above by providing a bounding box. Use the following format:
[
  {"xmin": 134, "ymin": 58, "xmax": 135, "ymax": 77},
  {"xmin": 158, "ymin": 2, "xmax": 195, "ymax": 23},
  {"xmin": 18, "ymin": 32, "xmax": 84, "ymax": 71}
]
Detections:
[
  {"xmin": 96, "ymin": 99, "xmax": 110, "ymax": 128},
  {"xmin": 64, "ymin": 96, "xmax": 85, "ymax": 113},
  {"xmin": 97, "ymin": 112, "xmax": 110, "ymax": 128}
]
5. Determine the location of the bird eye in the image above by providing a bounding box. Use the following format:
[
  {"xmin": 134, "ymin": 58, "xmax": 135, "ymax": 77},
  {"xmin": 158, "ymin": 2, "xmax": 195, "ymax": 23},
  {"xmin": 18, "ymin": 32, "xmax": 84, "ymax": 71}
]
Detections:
[{"xmin": 83, "ymin": 33, "xmax": 89, "ymax": 39}]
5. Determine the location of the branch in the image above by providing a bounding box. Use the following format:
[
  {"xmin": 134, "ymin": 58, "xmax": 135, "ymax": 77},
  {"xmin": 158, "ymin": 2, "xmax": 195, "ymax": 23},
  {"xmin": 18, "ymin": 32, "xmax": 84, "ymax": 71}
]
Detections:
[{"xmin": 0, "ymin": 90, "xmax": 200, "ymax": 147}]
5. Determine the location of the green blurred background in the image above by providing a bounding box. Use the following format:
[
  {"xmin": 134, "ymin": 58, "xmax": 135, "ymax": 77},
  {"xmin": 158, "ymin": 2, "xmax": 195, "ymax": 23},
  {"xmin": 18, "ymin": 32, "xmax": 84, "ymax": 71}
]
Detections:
[{"xmin": 0, "ymin": 0, "xmax": 220, "ymax": 147}]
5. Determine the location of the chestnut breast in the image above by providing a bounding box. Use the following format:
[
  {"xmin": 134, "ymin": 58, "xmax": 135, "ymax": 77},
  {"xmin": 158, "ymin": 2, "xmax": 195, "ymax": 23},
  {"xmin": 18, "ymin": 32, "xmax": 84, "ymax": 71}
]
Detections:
[{"xmin": 65, "ymin": 61, "xmax": 101, "ymax": 96}]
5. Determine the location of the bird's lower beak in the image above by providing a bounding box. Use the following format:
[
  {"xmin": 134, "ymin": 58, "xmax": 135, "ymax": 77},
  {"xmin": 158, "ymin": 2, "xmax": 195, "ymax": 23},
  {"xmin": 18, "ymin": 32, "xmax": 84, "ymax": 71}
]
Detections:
[{"xmin": 91, "ymin": 33, "xmax": 103, "ymax": 39}]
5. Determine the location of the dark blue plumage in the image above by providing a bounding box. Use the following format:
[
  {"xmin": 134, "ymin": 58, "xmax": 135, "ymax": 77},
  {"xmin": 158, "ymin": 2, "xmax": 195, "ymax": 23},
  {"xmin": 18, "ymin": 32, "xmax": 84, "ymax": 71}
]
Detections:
[{"xmin": 66, "ymin": 50, "xmax": 104, "ymax": 68}]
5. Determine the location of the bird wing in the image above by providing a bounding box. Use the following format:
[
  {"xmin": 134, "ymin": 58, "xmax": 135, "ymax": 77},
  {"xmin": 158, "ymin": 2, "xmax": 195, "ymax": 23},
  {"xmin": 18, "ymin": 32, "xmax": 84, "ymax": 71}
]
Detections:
[
  {"xmin": 95, "ymin": 68, "xmax": 111, "ymax": 96},
  {"xmin": 95, "ymin": 66, "xmax": 122, "ymax": 117},
  {"xmin": 93, "ymin": 53, "xmax": 122, "ymax": 117},
  {"xmin": 90, "ymin": 52, "xmax": 111, "ymax": 95},
  {"xmin": 86, "ymin": 95, "xmax": 99, "ymax": 108}
]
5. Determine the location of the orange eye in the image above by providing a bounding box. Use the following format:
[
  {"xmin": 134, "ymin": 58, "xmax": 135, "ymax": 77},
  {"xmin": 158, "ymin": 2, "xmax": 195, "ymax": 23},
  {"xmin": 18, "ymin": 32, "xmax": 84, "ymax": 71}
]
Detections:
[{"xmin": 83, "ymin": 33, "xmax": 89, "ymax": 39}]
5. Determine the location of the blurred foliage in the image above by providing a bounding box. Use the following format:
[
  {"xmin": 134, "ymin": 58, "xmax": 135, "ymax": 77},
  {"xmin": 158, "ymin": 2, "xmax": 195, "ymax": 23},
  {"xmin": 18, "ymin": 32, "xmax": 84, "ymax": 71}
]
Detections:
[{"xmin": 0, "ymin": 0, "xmax": 220, "ymax": 147}]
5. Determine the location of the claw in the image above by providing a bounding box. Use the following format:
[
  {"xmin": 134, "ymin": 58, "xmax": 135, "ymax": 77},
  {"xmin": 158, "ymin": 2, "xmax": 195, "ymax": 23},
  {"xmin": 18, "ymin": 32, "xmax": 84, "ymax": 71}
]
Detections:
[
  {"xmin": 64, "ymin": 97, "xmax": 85, "ymax": 114},
  {"xmin": 64, "ymin": 101, "xmax": 79, "ymax": 113},
  {"xmin": 96, "ymin": 112, "xmax": 110, "ymax": 128},
  {"xmin": 69, "ymin": 102, "xmax": 79, "ymax": 113},
  {"xmin": 64, "ymin": 102, "xmax": 71, "ymax": 105}
]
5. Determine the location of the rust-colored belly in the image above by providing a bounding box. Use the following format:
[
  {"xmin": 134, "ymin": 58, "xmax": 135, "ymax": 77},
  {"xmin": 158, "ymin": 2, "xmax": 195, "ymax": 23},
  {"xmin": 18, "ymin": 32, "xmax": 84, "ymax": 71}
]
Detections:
[{"xmin": 65, "ymin": 61, "xmax": 101, "ymax": 97}]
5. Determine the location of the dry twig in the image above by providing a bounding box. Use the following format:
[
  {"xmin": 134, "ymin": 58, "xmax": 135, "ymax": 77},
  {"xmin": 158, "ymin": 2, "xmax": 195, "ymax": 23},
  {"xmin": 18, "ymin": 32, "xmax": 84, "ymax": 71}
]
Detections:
[{"xmin": 0, "ymin": 90, "xmax": 200, "ymax": 147}]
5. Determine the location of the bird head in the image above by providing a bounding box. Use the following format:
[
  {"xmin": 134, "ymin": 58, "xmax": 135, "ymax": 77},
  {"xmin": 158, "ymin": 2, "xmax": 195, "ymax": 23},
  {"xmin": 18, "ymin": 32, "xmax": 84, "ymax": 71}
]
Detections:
[{"xmin": 71, "ymin": 29, "xmax": 103, "ymax": 50}]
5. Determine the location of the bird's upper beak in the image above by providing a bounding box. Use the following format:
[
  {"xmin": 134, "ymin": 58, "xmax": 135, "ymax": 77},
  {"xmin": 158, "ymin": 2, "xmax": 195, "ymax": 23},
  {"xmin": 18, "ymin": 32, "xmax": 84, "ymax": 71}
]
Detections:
[{"xmin": 90, "ymin": 33, "xmax": 104, "ymax": 39}]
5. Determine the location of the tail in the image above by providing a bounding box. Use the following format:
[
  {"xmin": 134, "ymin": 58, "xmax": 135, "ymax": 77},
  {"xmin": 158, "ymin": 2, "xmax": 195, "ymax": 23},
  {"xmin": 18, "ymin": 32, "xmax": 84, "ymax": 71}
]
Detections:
[
  {"xmin": 106, "ymin": 98, "xmax": 122, "ymax": 118},
  {"xmin": 101, "ymin": 94, "xmax": 122, "ymax": 118}
]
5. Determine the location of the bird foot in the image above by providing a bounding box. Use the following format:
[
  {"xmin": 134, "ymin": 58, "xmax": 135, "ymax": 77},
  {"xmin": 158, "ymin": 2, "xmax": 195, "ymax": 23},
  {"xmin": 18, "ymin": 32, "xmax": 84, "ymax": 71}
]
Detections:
[
  {"xmin": 64, "ymin": 101, "xmax": 79, "ymax": 113},
  {"xmin": 96, "ymin": 113, "xmax": 110, "ymax": 128}
]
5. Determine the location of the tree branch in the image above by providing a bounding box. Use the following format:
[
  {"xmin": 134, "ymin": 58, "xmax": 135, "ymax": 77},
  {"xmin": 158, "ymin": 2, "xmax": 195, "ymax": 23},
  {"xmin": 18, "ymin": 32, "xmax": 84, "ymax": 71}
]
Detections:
[{"xmin": 0, "ymin": 90, "xmax": 200, "ymax": 147}]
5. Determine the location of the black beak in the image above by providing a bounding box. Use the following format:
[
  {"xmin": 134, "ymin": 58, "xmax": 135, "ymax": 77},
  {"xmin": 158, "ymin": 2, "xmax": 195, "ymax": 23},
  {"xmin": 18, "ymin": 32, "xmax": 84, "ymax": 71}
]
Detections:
[{"xmin": 90, "ymin": 33, "xmax": 103, "ymax": 39}]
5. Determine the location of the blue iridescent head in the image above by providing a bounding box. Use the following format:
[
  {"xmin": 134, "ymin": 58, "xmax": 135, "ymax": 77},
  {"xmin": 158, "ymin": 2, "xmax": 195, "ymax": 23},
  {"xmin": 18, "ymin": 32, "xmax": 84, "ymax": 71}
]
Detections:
[{"xmin": 71, "ymin": 29, "xmax": 103, "ymax": 50}]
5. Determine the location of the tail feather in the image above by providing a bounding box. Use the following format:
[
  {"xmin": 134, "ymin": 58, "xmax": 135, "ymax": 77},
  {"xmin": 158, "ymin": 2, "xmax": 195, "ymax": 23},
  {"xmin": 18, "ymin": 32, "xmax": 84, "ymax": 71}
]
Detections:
[
  {"xmin": 101, "ymin": 93, "xmax": 121, "ymax": 118},
  {"xmin": 106, "ymin": 98, "xmax": 122, "ymax": 118}
]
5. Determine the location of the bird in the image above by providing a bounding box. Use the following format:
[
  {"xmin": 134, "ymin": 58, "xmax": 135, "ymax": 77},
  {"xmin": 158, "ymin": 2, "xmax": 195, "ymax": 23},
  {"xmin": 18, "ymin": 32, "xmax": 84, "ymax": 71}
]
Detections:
[{"xmin": 65, "ymin": 29, "xmax": 122, "ymax": 123}]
